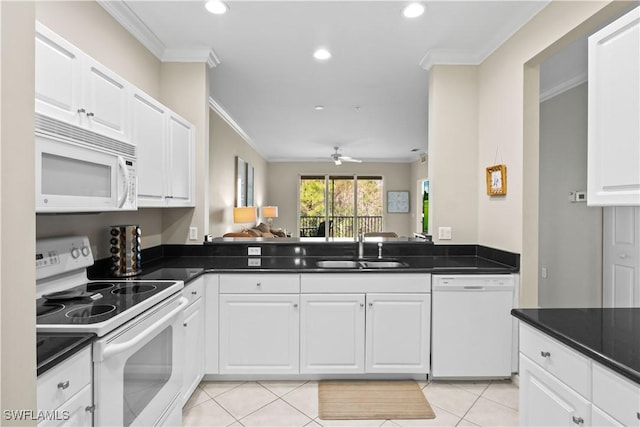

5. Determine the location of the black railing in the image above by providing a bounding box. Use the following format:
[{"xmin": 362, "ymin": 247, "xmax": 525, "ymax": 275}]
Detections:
[{"xmin": 299, "ymin": 216, "xmax": 383, "ymax": 237}]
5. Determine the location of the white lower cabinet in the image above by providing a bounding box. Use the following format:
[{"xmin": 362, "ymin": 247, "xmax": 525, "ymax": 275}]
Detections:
[
  {"xmin": 519, "ymin": 323, "xmax": 640, "ymax": 426},
  {"xmin": 300, "ymin": 294, "xmax": 366, "ymax": 374},
  {"xmin": 365, "ymin": 293, "xmax": 430, "ymax": 373},
  {"xmin": 519, "ymin": 354, "xmax": 590, "ymax": 426},
  {"xmin": 37, "ymin": 346, "xmax": 93, "ymax": 426},
  {"xmin": 219, "ymin": 293, "xmax": 300, "ymax": 374},
  {"xmin": 182, "ymin": 277, "xmax": 205, "ymax": 407},
  {"xmin": 300, "ymin": 273, "xmax": 431, "ymax": 375}
]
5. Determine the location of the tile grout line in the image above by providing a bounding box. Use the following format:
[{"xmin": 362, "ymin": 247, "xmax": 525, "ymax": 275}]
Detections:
[{"xmin": 453, "ymin": 380, "xmax": 491, "ymax": 427}]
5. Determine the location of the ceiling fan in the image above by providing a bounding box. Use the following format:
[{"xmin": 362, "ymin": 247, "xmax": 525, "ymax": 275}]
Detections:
[{"xmin": 331, "ymin": 146, "xmax": 362, "ymax": 165}]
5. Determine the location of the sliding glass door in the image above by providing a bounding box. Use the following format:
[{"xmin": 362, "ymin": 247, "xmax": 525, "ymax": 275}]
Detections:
[{"xmin": 299, "ymin": 175, "xmax": 382, "ymax": 238}]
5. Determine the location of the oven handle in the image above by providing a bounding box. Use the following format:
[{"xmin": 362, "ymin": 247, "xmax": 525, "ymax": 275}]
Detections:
[{"xmin": 98, "ymin": 296, "xmax": 188, "ymax": 361}]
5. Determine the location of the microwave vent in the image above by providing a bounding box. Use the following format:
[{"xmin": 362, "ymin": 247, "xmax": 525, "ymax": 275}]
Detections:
[{"xmin": 35, "ymin": 113, "xmax": 135, "ymax": 158}]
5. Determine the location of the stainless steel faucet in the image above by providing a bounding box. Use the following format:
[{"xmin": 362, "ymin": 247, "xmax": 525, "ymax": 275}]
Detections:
[{"xmin": 357, "ymin": 231, "xmax": 364, "ymax": 259}]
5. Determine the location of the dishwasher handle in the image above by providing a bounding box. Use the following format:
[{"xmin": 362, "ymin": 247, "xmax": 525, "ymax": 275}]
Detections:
[{"xmin": 433, "ymin": 283, "xmax": 514, "ymax": 292}]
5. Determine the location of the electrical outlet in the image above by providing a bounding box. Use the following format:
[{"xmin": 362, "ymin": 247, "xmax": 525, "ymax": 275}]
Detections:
[
  {"xmin": 438, "ymin": 227, "xmax": 452, "ymax": 240},
  {"xmin": 541, "ymin": 267, "xmax": 548, "ymax": 279},
  {"xmin": 189, "ymin": 227, "xmax": 198, "ymax": 240}
]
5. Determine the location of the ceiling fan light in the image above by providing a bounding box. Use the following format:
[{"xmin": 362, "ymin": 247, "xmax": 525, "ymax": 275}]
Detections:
[
  {"xmin": 205, "ymin": 0, "xmax": 228, "ymax": 14},
  {"xmin": 334, "ymin": 159, "xmax": 342, "ymax": 166},
  {"xmin": 313, "ymin": 48, "xmax": 332, "ymax": 61},
  {"xmin": 402, "ymin": 3, "xmax": 425, "ymax": 18}
]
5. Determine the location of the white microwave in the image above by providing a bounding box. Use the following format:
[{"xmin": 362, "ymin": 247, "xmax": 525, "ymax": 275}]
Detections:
[{"xmin": 35, "ymin": 114, "xmax": 137, "ymax": 213}]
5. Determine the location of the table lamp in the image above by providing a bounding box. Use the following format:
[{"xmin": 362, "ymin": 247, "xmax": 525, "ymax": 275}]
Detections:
[
  {"xmin": 261, "ymin": 206, "xmax": 278, "ymax": 226},
  {"xmin": 233, "ymin": 206, "xmax": 257, "ymax": 231}
]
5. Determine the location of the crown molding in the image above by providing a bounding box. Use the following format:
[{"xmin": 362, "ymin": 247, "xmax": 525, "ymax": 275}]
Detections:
[
  {"xmin": 540, "ymin": 72, "xmax": 587, "ymax": 103},
  {"xmin": 163, "ymin": 48, "xmax": 221, "ymax": 68},
  {"xmin": 97, "ymin": 0, "xmax": 165, "ymax": 59},
  {"xmin": 209, "ymin": 97, "xmax": 268, "ymax": 158},
  {"xmin": 419, "ymin": 50, "xmax": 484, "ymax": 71},
  {"xmin": 98, "ymin": 0, "xmax": 219, "ymax": 68}
]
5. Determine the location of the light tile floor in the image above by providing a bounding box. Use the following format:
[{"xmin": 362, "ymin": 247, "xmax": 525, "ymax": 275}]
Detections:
[{"xmin": 182, "ymin": 379, "xmax": 519, "ymax": 427}]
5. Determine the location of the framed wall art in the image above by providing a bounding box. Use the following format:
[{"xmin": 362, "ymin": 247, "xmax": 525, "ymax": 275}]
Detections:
[
  {"xmin": 486, "ymin": 164, "xmax": 507, "ymax": 196},
  {"xmin": 387, "ymin": 191, "xmax": 410, "ymax": 213}
]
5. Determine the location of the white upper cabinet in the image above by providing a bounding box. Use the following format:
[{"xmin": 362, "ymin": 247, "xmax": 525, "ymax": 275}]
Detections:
[
  {"xmin": 588, "ymin": 7, "xmax": 640, "ymax": 206},
  {"xmin": 134, "ymin": 91, "xmax": 195, "ymax": 208},
  {"xmin": 35, "ymin": 22, "xmax": 130, "ymax": 143},
  {"xmin": 166, "ymin": 113, "xmax": 195, "ymax": 206}
]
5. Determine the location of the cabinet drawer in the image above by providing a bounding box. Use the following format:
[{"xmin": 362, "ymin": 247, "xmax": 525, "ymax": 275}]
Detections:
[
  {"xmin": 37, "ymin": 346, "xmax": 91, "ymax": 413},
  {"xmin": 219, "ymin": 274, "xmax": 300, "ymax": 293},
  {"xmin": 519, "ymin": 324, "xmax": 590, "ymax": 398},
  {"xmin": 592, "ymin": 362, "xmax": 640, "ymax": 426},
  {"xmin": 183, "ymin": 277, "xmax": 204, "ymax": 305},
  {"xmin": 301, "ymin": 273, "xmax": 430, "ymax": 293}
]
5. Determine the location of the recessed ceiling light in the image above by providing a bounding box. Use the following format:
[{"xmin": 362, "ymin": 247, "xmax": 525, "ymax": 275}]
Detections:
[
  {"xmin": 314, "ymin": 105, "xmax": 325, "ymax": 110},
  {"xmin": 205, "ymin": 0, "xmax": 228, "ymax": 14},
  {"xmin": 313, "ymin": 48, "xmax": 332, "ymax": 61},
  {"xmin": 402, "ymin": 3, "xmax": 425, "ymax": 18}
]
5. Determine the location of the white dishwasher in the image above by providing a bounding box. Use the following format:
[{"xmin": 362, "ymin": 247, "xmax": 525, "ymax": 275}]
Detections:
[{"xmin": 431, "ymin": 274, "xmax": 515, "ymax": 379}]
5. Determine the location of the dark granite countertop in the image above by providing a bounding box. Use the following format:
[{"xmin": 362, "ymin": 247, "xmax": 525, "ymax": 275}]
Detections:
[
  {"xmin": 512, "ymin": 308, "xmax": 640, "ymax": 385},
  {"xmin": 37, "ymin": 332, "xmax": 95, "ymax": 376}
]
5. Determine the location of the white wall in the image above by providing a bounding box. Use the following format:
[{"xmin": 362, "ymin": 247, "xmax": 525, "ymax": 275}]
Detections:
[
  {"xmin": 538, "ymin": 83, "xmax": 602, "ymax": 307},
  {"xmin": 427, "ymin": 65, "xmax": 479, "ymax": 244},
  {"xmin": 266, "ymin": 162, "xmax": 415, "ymax": 237},
  {"xmin": 1, "ymin": 1, "xmax": 36, "ymax": 422}
]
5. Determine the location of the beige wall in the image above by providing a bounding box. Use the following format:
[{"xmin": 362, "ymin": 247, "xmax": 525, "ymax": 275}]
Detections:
[
  {"xmin": 266, "ymin": 162, "xmax": 415, "ymax": 237},
  {"xmin": 428, "ymin": 65, "xmax": 479, "ymax": 244},
  {"xmin": 34, "ymin": 1, "xmax": 210, "ymax": 258},
  {"xmin": 209, "ymin": 110, "xmax": 267, "ymax": 237},
  {"xmin": 1, "ymin": 1, "xmax": 36, "ymax": 423}
]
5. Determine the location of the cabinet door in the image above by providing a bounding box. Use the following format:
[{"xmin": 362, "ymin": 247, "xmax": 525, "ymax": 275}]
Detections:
[
  {"xmin": 204, "ymin": 275, "xmax": 219, "ymax": 375},
  {"xmin": 365, "ymin": 293, "xmax": 430, "ymax": 373},
  {"xmin": 300, "ymin": 294, "xmax": 365, "ymax": 374},
  {"xmin": 182, "ymin": 297, "xmax": 204, "ymax": 407},
  {"xmin": 133, "ymin": 91, "xmax": 167, "ymax": 206},
  {"xmin": 166, "ymin": 113, "xmax": 194, "ymax": 206},
  {"xmin": 519, "ymin": 354, "xmax": 590, "ymax": 427},
  {"xmin": 38, "ymin": 384, "xmax": 93, "ymax": 427},
  {"xmin": 35, "ymin": 24, "xmax": 82, "ymax": 125},
  {"xmin": 603, "ymin": 206, "xmax": 640, "ymax": 307},
  {"xmin": 591, "ymin": 406, "xmax": 625, "ymax": 427},
  {"xmin": 588, "ymin": 7, "xmax": 640, "ymax": 206},
  {"xmin": 219, "ymin": 294, "xmax": 299, "ymax": 374},
  {"xmin": 83, "ymin": 57, "xmax": 129, "ymax": 142}
]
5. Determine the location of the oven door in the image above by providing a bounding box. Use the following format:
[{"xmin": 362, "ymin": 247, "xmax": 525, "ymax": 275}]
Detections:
[
  {"xmin": 93, "ymin": 294, "xmax": 187, "ymax": 427},
  {"xmin": 35, "ymin": 134, "xmax": 136, "ymax": 213}
]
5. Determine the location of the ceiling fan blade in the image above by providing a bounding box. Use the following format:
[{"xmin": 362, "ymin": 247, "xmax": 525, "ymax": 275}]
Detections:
[{"xmin": 339, "ymin": 156, "xmax": 362, "ymax": 163}]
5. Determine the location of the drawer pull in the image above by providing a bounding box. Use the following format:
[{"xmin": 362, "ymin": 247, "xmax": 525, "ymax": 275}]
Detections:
[
  {"xmin": 85, "ymin": 405, "xmax": 96, "ymax": 414},
  {"xmin": 572, "ymin": 416, "xmax": 584, "ymax": 425},
  {"xmin": 637, "ymin": 412, "xmax": 639, "ymax": 420},
  {"xmin": 57, "ymin": 380, "xmax": 70, "ymax": 390},
  {"xmin": 256, "ymin": 282, "xmax": 261, "ymax": 287},
  {"xmin": 540, "ymin": 351, "xmax": 551, "ymax": 358},
  {"xmin": 293, "ymin": 304, "xmax": 298, "ymax": 309},
  {"xmin": 191, "ymin": 291, "xmax": 198, "ymax": 295},
  {"xmin": 360, "ymin": 303, "xmax": 365, "ymax": 308}
]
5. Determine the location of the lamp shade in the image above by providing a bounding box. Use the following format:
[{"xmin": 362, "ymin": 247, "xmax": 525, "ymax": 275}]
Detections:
[
  {"xmin": 233, "ymin": 206, "xmax": 257, "ymax": 224},
  {"xmin": 261, "ymin": 206, "xmax": 278, "ymax": 219}
]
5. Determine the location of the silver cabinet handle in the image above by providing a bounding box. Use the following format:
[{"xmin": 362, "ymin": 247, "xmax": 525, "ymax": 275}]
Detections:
[
  {"xmin": 86, "ymin": 112, "xmax": 95, "ymax": 117},
  {"xmin": 191, "ymin": 291, "xmax": 198, "ymax": 295},
  {"xmin": 368, "ymin": 302, "xmax": 373, "ymax": 308},
  {"xmin": 85, "ymin": 405, "xmax": 96, "ymax": 414},
  {"xmin": 256, "ymin": 282, "xmax": 261, "ymax": 287},
  {"xmin": 360, "ymin": 303, "xmax": 365, "ymax": 307},
  {"xmin": 77, "ymin": 108, "xmax": 86, "ymax": 114},
  {"xmin": 293, "ymin": 304, "xmax": 298, "ymax": 308},
  {"xmin": 540, "ymin": 351, "xmax": 551, "ymax": 358},
  {"xmin": 618, "ymin": 253, "xmax": 628, "ymax": 259},
  {"xmin": 637, "ymin": 412, "xmax": 639, "ymax": 420},
  {"xmin": 57, "ymin": 380, "xmax": 70, "ymax": 390},
  {"xmin": 572, "ymin": 416, "xmax": 584, "ymax": 425}
]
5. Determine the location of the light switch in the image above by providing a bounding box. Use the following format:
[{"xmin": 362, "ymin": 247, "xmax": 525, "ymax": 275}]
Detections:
[
  {"xmin": 248, "ymin": 247, "xmax": 261, "ymax": 256},
  {"xmin": 438, "ymin": 227, "xmax": 452, "ymax": 240}
]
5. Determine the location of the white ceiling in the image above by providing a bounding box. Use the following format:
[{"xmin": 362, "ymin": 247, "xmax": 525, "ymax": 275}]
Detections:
[{"xmin": 101, "ymin": 0, "xmax": 550, "ymax": 162}]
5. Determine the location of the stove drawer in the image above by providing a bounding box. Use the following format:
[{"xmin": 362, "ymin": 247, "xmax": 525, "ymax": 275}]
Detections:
[{"xmin": 37, "ymin": 346, "xmax": 91, "ymax": 413}]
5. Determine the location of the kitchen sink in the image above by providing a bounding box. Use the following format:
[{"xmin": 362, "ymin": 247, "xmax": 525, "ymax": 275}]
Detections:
[
  {"xmin": 316, "ymin": 260, "xmax": 360, "ymax": 268},
  {"xmin": 360, "ymin": 260, "xmax": 407, "ymax": 268},
  {"xmin": 316, "ymin": 259, "xmax": 407, "ymax": 269}
]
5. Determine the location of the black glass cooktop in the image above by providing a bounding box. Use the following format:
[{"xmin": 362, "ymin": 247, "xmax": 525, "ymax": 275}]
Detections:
[{"xmin": 36, "ymin": 281, "xmax": 175, "ymax": 325}]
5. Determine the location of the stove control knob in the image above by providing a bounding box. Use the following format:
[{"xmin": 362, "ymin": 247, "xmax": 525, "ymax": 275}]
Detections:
[
  {"xmin": 81, "ymin": 246, "xmax": 90, "ymax": 257},
  {"xmin": 71, "ymin": 248, "xmax": 80, "ymax": 259}
]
